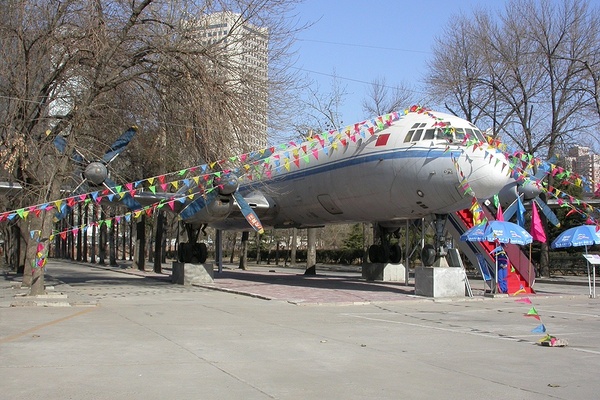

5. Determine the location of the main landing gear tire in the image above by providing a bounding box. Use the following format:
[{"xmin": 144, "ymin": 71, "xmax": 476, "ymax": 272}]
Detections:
[
  {"xmin": 178, "ymin": 242, "xmax": 208, "ymax": 264},
  {"xmin": 389, "ymin": 244, "xmax": 402, "ymax": 264},
  {"xmin": 421, "ymin": 244, "xmax": 436, "ymax": 267},
  {"xmin": 368, "ymin": 244, "xmax": 402, "ymax": 264}
]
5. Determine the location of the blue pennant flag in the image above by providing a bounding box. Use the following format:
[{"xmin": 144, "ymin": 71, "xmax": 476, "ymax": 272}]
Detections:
[
  {"xmin": 531, "ymin": 324, "xmax": 547, "ymax": 333},
  {"xmin": 516, "ymin": 196, "xmax": 526, "ymax": 228}
]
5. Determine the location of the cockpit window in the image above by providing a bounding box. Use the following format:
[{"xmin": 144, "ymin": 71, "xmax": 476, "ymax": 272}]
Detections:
[
  {"xmin": 412, "ymin": 129, "xmax": 424, "ymax": 141},
  {"xmin": 411, "ymin": 123, "xmax": 420, "ymax": 129},
  {"xmin": 404, "ymin": 130, "xmax": 414, "ymax": 142},
  {"xmin": 423, "ymin": 129, "xmax": 435, "ymax": 140},
  {"xmin": 454, "ymin": 128, "xmax": 466, "ymax": 142}
]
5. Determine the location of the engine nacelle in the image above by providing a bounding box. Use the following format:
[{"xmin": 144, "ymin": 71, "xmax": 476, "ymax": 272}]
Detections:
[
  {"xmin": 213, "ymin": 173, "xmax": 239, "ymax": 195},
  {"xmin": 180, "ymin": 194, "xmax": 235, "ymax": 224}
]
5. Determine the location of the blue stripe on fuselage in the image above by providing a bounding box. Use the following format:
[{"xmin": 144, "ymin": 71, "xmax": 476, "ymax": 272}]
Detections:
[{"xmin": 240, "ymin": 145, "xmax": 462, "ymax": 192}]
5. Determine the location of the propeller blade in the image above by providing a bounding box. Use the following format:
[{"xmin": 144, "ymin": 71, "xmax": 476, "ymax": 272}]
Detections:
[
  {"xmin": 103, "ymin": 176, "xmax": 142, "ymax": 210},
  {"xmin": 53, "ymin": 135, "xmax": 67, "ymax": 153},
  {"xmin": 502, "ymin": 197, "xmax": 520, "ymax": 222},
  {"xmin": 103, "ymin": 126, "xmax": 138, "ymax": 164},
  {"xmin": 533, "ymin": 196, "xmax": 561, "ymax": 227},
  {"xmin": 232, "ymin": 192, "xmax": 264, "ymax": 234}
]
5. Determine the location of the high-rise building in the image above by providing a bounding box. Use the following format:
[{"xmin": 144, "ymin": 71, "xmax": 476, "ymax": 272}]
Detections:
[
  {"xmin": 563, "ymin": 146, "xmax": 600, "ymax": 194},
  {"xmin": 194, "ymin": 11, "xmax": 269, "ymax": 151}
]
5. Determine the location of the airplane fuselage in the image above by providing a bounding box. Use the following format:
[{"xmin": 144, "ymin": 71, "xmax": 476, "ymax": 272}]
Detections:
[{"xmin": 205, "ymin": 109, "xmax": 511, "ymax": 231}]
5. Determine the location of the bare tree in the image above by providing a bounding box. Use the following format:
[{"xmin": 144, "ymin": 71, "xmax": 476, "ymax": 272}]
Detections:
[
  {"xmin": 361, "ymin": 77, "xmax": 413, "ymax": 117},
  {"xmin": 426, "ymin": 0, "xmax": 600, "ymax": 157},
  {"xmin": 296, "ymin": 71, "xmax": 348, "ymax": 136},
  {"xmin": 0, "ymin": 0, "xmax": 305, "ymax": 294}
]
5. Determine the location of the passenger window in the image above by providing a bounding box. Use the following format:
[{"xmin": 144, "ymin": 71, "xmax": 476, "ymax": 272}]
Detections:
[
  {"xmin": 423, "ymin": 129, "xmax": 435, "ymax": 140},
  {"xmin": 404, "ymin": 130, "xmax": 414, "ymax": 142},
  {"xmin": 412, "ymin": 129, "xmax": 424, "ymax": 141}
]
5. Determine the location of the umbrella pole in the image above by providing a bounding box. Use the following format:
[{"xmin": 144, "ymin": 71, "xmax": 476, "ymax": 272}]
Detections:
[
  {"xmin": 495, "ymin": 253, "xmax": 498, "ymax": 294},
  {"xmin": 594, "ymin": 260, "xmax": 597, "ymax": 299},
  {"xmin": 528, "ymin": 243, "xmax": 533, "ymax": 288},
  {"xmin": 585, "ymin": 245, "xmax": 593, "ymax": 298}
]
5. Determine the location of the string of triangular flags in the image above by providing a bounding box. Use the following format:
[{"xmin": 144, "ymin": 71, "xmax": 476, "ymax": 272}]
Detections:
[
  {"xmin": 6, "ymin": 110, "xmax": 418, "ymax": 240},
  {"xmin": 515, "ymin": 297, "xmax": 568, "ymax": 347},
  {"xmin": 3, "ymin": 105, "xmax": 599, "ymax": 241}
]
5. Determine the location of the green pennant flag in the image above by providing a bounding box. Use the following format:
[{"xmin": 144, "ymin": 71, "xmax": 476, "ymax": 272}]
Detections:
[{"xmin": 527, "ymin": 307, "xmax": 538, "ymax": 316}]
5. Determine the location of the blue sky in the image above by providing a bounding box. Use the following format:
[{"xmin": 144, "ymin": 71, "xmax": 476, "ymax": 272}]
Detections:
[{"xmin": 290, "ymin": 0, "xmax": 497, "ymax": 125}]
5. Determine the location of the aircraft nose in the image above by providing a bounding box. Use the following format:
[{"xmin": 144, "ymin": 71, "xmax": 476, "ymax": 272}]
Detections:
[{"xmin": 462, "ymin": 148, "xmax": 512, "ymax": 200}]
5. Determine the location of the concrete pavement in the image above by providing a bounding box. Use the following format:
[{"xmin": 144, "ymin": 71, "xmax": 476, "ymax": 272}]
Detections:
[{"xmin": 1, "ymin": 260, "xmax": 600, "ymax": 399}]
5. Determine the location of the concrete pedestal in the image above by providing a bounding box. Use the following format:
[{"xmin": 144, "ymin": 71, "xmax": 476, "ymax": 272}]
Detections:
[
  {"xmin": 172, "ymin": 262, "xmax": 214, "ymax": 285},
  {"xmin": 414, "ymin": 267, "xmax": 465, "ymax": 298},
  {"xmin": 362, "ymin": 263, "xmax": 406, "ymax": 283}
]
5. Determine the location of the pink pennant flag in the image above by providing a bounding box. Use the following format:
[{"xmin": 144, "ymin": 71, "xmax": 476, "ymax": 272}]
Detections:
[
  {"xmin": 531, "ymin": 202, "xmax": 547, "ymax": 243},
  {"xmin": 515, "ymin": 297, "xmax": 532, "ymax": 304},
  {"xmin": 496, "ymin": 203, "xmax": 504, "ymax": 221}
]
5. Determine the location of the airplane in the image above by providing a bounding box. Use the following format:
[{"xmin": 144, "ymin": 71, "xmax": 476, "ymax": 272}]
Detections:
[{"xmin": 133, "ymin": 106, "xmax": 513, "ymax": 265}]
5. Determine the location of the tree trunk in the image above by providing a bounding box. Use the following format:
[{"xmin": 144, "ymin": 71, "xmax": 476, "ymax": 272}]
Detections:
[
  {"xmin": 98, "ymin": 208, "xmax": 107, "ymax": 265},
  {"xmin": 109, "ymin": 212, "xmax": 117, "ymax": 267},
  {"xmin": 91, "ymin": 204, "xmax": 98, "ymax": 263},
  {"xmin": 76, "ymin": 203, "xmax": 82, "ymax": 261},
  {"xmin": 153, "ymin": 211, "xmax": 164, "ymax": 273},
  {"xmin": 82, "ymin": 204, "xmax": 89, "ymax": 262},
  {"xmin": 229, "ymin": 232, "xmax": 238, "ymax": 263},
  {"xmin": 27, "ymin": 212, "xmax": 54, "ymax": 296},
  {"xmin": 239, "ymin": 231, "xmax": 249, "ymax": 270},
  {"xmin": 134, "ymin": 215, "xmax": 146, "ymax": 271},
  {"xmin": 306, "ymin": 227, "xmax": 317, "ymax": 271},
  {"xmin": 290, "ymin": 228, "xmax": 297, "ymax": 266},
  {"xmin": 255, "ymin": 230, "xmax": 262, "ymax": 264}
]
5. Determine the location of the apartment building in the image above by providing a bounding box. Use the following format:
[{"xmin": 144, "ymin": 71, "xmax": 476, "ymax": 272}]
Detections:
[
  {"xmin": 194, "ymin": 11, "xmax": 269, "ymax": 151},
  {"xmin": 563, "ymin": 146, "xmax": 600, "ymax": 194}
]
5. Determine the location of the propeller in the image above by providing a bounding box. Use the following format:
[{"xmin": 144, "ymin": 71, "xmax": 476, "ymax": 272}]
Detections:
[
  {"xmin": 501, "ymin": 156, "xmax": 560, "ymax": 227},
  {"xmin": 53, "ymin": 126, "xmax": 142, "ymax": 212}
]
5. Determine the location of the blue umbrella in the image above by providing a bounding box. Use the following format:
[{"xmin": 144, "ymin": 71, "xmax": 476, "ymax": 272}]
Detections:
[
  {"xmin": 460, "ymin": 220, "xmax": 533, "ymax": 245},
  {"xmin": 551, "ymin": 225, "xmax": 600, "ymax": 298},
  {"xmin": 551, "ymin": 225, "xmax": 600, "ymax": 249}
]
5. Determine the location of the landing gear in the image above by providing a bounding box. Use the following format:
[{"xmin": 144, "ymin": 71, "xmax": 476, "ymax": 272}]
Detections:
[
  {"xmin": 422, "ymin": 214, "xmax": 449, "ymax": 267},
  {"xmin": 368, "ymin": 226, "xmax": 403, "ymax": 263},
  {"xmin": 420, "ymin": 244, "xmax": 436, "ymax": 266},
  {"xmin": 177, "ymin": 223, "xmax": 209, "ymax": 263},
  {"xmin": 178, "ymin": 242, "xmax": 208, "ymax": 263}
]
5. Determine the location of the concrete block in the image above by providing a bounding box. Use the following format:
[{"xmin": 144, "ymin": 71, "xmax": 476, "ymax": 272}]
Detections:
[
  {"xmin": 362, "ymin": 263, "xmax": 406, "ymax": 283},
  {"xmin": 414, "ymin": 266, "xmax": 465, "ymax": 297},
  {"xmin": 172, "ymin": 262, "xmax": 214, "ymax": 285}
]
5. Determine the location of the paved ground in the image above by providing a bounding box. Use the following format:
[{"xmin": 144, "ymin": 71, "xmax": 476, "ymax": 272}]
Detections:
[{"xmin": 1, "ymin": 260, "xmax": 600, "ymax": 399}]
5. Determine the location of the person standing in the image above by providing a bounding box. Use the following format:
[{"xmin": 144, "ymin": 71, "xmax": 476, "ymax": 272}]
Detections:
[{"xmin": 495, "ymin": 246, "xmax": 509, "ymax": 293}]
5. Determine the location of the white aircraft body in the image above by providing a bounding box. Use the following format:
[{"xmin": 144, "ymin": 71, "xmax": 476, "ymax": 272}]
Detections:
[
  {"xmin": 161, "ymin": 108, "xmax": 512, "ymax": 263},
  {"xmin": 0, "ymin": 107, "xmax": 513, "ymax": 265}
]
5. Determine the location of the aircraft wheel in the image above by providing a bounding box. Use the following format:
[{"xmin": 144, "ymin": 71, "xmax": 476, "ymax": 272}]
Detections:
[
  {"xmin": 178, "ymin": 243, "xmax": 192, "ymax": 263},
  {"xmin": 389, "ymin": 244, "xmax": 402, "ymax": 264},
  {"xmin": 193, "ymin": 243, "xmax": 208, "ymax": 263},
  {"xmin": 421, "ymin": 244, "xmax": 436, "ymax": 266},
  {"xmin": 368, "ymin": 244, "xmax": 387, "ymax": 263}
]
